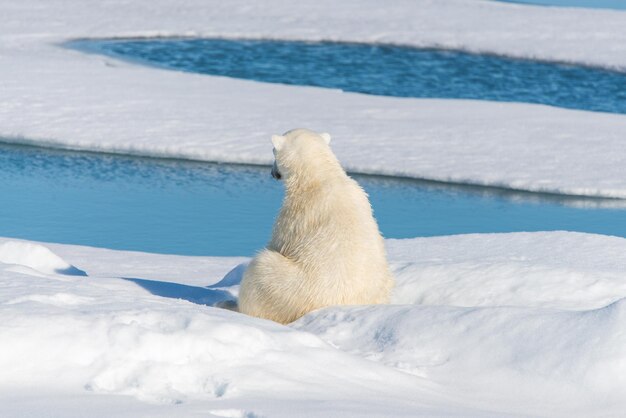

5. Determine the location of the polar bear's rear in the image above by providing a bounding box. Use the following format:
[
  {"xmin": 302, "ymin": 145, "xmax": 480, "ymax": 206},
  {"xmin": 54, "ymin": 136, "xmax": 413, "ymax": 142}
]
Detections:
[{"xmin": 238, "ymin": 129, "xmax": 394, "ymax": 324}]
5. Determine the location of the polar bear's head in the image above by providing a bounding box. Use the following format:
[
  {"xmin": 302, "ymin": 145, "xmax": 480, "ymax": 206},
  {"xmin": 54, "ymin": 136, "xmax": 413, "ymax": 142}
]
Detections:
[{"xmin": 270, "ymin": 128, "xmax": 333, "ymax": 182}]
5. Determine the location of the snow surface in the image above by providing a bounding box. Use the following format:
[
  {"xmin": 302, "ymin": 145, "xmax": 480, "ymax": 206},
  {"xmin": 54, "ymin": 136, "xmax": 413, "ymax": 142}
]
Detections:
[
  {"xmin": 2, "ymin": 0, "xmax": 626, "ymax": 197},
  {"xmin": 1, "ymin": 233, "xmax": 625, "ymax": 417}
]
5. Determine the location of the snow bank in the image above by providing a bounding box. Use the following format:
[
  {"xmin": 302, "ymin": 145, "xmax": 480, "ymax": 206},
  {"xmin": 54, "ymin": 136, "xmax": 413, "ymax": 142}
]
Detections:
[
  {"xmin": 387, "ymin": 232, "xmax": 626, "ymax": 310},
  {"xmin": 295, "ymin": 300, "xmax": 626, "ymax": 417},
  {"xmin": 0, "ymin": 239, "xmax": 470, "ymax": 417},
  {"xmin": 6, "ymin": 0, "xmax": 626, "ymax": 69},
  {"xmin": 1, "ymin": 233, "xmax": 625, "ymax": 416},
  {"xmin": 1, "ymin": 0, "xmax": 626, "ymax": 197},
  {"xmin": 0, "ymin": 241, "xmax": 86, "ymax": 276}
]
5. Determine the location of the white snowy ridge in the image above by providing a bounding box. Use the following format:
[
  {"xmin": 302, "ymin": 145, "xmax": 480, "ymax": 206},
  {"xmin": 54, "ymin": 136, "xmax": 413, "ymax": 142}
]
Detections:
[
  {"xmin": 1, "ymin": 0, "xmax": 626, "ymax": 197},
  {"xmin": 1, "ymin": 233, "xmax": 625, "ymax": 417}
]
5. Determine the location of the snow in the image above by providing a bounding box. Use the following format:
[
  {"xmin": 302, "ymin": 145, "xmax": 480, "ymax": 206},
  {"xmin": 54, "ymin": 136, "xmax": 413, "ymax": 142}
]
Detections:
[
  {"xmin": 295, "ymin": 301, "xmax": 626, "ymax": 417},
  {"xmin": 0, "ymin": 241, "xmax": 87, "ymax": 277},
  {"xmin": 386, "ymin": 233, "xmax": 626, "ymax": 310},
  {"xmin": 1, "ymin": 0, "xmax": 626, "ymax": 197},
  {"xmin": 1, "ymin": 233, "xmax": 625, "ymax": 417}
]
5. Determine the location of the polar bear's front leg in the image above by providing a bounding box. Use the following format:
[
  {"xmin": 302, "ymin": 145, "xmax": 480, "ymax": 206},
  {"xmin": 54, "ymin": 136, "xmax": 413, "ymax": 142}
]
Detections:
[{"xmin": 238, "ymin": 249, "xmax": 305, "ymax": 324}]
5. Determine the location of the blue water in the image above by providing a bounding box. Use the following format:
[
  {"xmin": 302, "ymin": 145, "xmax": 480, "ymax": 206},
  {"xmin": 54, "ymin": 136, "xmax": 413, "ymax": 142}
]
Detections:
[
  {"xmin": 1, "ymin": 143, "xmax": 624, "ymax": 256},
  {"xmin": 498, "ymin": 0, "xmax": 626, "ymax": 10},
  {"xmin": 10, "ymin": 39, "xmax": 624, "ymax": 255},
  {"xmin": 74, "ymin": 38, "xmax": 626, "ymax": 114}
]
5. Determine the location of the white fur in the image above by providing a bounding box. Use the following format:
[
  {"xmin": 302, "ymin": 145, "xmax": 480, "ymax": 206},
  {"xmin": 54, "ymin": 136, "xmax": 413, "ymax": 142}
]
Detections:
[
  {"xmin": 239, "ymin": 129, "xmax": 394, "ymax": 324},
  {"xmin": 271, "ymin": 134, "xmax": 286, "ymax": 151},
  {"xmin": 319, "ymin": 132, "xmax": 331, "ymax": 145}
]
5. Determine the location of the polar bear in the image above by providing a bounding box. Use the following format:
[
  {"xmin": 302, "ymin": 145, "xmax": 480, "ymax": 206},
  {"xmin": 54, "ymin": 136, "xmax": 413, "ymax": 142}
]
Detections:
[{"xmin": 238, "ymin": 129, "xmax": 394, "ymax": 324}]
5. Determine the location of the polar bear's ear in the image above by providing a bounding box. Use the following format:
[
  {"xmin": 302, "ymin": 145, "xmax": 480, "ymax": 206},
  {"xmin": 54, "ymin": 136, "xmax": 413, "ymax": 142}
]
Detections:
[
  {"xmin": 320, "ymin": 132, "xmax": 331, "ymax": 145},
  {"xmin": 271, "ymin": 135, "xmax": 286, "ymax": 151}
]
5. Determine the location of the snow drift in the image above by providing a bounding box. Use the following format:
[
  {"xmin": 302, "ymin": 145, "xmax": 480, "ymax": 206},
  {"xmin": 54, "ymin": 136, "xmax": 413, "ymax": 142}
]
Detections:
[{"xmin": 1, "ymin": 233, "xmax": 625, "ymax": 416}]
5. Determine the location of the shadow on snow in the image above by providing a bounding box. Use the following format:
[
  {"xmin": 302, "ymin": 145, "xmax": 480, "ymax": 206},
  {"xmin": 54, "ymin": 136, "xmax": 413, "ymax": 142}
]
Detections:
[
  {"xmin": 120, "ymin": 262, "xmax": 247, "ymax": 308},
  {"xmin": 123, "ymin": 277, "xmax": 236, "ymax": 307}
]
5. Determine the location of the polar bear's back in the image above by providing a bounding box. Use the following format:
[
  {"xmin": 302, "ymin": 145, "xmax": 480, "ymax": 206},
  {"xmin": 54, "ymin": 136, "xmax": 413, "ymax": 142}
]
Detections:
[
  {"xmin": 248, "ymin": 174, "xmax": 392, "ymax": 322},
  {"xmin": 238, "ymin": 129, "xmax": 394, "ymax": 324}
]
